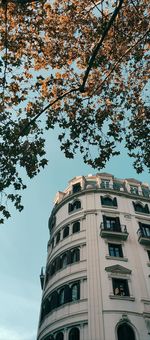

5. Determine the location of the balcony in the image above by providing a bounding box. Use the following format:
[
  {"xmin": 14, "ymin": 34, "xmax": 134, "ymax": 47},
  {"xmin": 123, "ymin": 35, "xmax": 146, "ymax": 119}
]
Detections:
[
  {"xmin": 137, "ymin": 228, "xmax": 150, "ymax": 245},
  {"xmin": 100, "ymin": 223, "xmax": 128, "ymax": 240}
]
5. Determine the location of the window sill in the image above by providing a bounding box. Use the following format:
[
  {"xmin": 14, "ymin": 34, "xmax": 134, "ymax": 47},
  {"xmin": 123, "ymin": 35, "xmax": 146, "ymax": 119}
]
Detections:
[
  {"xmin": 109, "ymin": 294, "xmax": 135, "ymax": 301},
  {"xmin": 68, "ymin": 208, "xmax": 82, "ymax": 214},
  {"xmin": 105, "ymin": 256, "xmax": 128, "ymax": 262},
  {"xmin": 135, "ymin": 211, "xmax": 150, "ymax": 216},
  {"xmin": 101, "ymin": 205, "xmax": 118, "ymax": 209}
]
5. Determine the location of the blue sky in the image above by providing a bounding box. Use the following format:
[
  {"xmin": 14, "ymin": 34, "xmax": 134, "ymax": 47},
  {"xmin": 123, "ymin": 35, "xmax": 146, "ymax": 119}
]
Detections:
[{"xmin": 0, "ymin": 129, "xmax": 149, "ymax": 340}]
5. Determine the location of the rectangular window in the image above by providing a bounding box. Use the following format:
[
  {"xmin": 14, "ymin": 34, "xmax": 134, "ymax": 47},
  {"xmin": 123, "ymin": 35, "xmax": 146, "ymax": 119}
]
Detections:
[
  {"xmin": 140, "ymin": 223, "xmax": 150, "ymax": 237},
  {"xmin": 72, "ymin": 183, "xmax": 81, "ymax": 193},
  {"xmin": 101, "ymin": 180, "xmax": 110, "ymax": 189},
  {"xmin": 103, "ymin": 216, "xmax": 121, "ymax": 232},
  {"xmin": 112, "ymin": 278, "xmax": 130, "ymax": 296},
  {"xmin": 108, "ymin": 243, "xmax": 123, "ymax": 257}
]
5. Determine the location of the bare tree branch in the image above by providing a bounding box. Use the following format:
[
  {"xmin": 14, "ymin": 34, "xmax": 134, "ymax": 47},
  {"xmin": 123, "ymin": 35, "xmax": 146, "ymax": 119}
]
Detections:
[{"xmin": 80, "ymin": 0, "xmax": 124, "ymax": 92}]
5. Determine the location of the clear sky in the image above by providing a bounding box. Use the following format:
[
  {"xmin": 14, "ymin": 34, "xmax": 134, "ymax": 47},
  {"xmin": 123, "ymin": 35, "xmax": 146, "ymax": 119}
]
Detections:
[{"xmin": 0, "ymin": 129, "xmax": 149, "ymax": 340}]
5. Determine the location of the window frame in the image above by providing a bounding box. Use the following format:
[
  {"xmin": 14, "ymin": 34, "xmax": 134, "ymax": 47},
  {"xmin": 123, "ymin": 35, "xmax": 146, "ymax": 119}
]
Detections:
[
  {"xmin": 108, "ymin": 243, "xmax": 123, "ymax": 258},
  {"xmin": 112, "ymin": 278, "xmax": 130, "ymax": 297},
  {"xmin": 72, "ymin": 221, "xmax": 80, "ymax": 234}
]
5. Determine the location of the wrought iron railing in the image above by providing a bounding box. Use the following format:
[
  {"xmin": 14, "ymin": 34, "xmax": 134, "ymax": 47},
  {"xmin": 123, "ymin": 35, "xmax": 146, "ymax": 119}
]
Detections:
[{"xmin": 100, "ymin": 222, "xmax": 127, "ymax": 233}]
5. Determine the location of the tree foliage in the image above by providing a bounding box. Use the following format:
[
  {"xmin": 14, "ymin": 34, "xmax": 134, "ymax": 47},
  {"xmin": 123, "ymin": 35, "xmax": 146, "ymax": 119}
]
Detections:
[{"xmin": 0, "ymin": 0, "xmax": 150, "ymax": 222}]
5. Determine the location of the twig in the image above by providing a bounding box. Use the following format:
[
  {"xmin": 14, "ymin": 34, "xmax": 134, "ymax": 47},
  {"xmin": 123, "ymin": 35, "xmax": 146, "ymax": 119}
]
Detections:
[
  {"xmin": 2, "ymin": 0, "xmax": 8, "ymax": 99},
  {"xmin": 91, "ymin": 27, "xmax": 150, "ymax": 96},
  {"xmin": 80, "ymin": 0, "xmax": 124, "ymax": 92},
  {"xmin": 20, "ymin": 86, "xmax": 80, "ymax": 136}
]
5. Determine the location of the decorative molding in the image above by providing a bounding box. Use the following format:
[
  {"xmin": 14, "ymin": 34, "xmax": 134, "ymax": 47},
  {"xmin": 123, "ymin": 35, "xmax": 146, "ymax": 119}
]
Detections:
[{"xmin": 105, "ymin": 264, "xmax": 131, "ymax": 274}]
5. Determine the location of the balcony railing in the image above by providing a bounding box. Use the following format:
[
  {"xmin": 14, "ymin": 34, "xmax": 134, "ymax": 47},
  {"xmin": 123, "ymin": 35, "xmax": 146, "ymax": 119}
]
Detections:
[
  {"xmin": 100, "ymin": 223, "xmax": 128, "ymax": 240},
  {"xmin": 137, "ymin": 228, "xmax": 150, "ymax": 245}
]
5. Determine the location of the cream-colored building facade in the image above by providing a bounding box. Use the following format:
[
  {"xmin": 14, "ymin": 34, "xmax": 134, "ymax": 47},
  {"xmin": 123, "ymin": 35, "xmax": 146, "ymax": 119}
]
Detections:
[{"xmin": 37, "ymin": 173, "xmax": 150, "ymax": 340}]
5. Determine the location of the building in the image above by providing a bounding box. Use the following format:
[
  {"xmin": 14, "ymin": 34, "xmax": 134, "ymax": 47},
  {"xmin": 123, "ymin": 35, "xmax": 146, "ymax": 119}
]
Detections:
[{"xmin": 37, "ymin": 173, "xmax": 150, "ymax": 340}]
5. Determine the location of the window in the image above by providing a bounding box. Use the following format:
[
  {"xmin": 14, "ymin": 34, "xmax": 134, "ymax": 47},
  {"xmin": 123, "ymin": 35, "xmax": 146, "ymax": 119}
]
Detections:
[
  {"xmin": 101, "ymin": 180, "xmax": 110, "ymax": 189},
  {"xmin": 71, "ymin": 282, "xmax": 80, "ymax": 301},
  {"xmin": 108, "ymin": 243, "xmax": 123, "ymax": 257},
  {"xmin": 55, "ymin": 332, "xmax": 64, "ymax": 340},
  {"xmin": 69, "ymin": 327, "xmax": 80, "ymax": 340},
  {"xmin": 72, "ymin": 183, "xmax": 81, "ymax": 193},
  {"xmin": 59, "ymin": 288, "xmax": 65, "ymax": 305},
  {"xmin": 147, "ymin": 250, "xmax": 150, "ymax": 261},
  {"xmin": 51, "ymin": 291, "xmax": 58, "ymax": 309},
  {"xmin": 139, "ymin": 222, "xmax": 150, "ymax": 237},
  {"xmin": 56, "ymin": 231, "xmax": 60, "ymax": 244},
  {"xmin": 103, "ymin": 216, "xmax": 121, "ymax": 232},
  {"xmin": 133, "ymin": 202, "xmax": 149, "ymax": 214},
  {"xmin": 142, "ymin": 187, "xmax": 150, "ymax": 198},
  {"xmin": 130, "ymin": 185, "xmax": 138, "ymax": 195},
  {"xmin": 73, "ymin": 221, "xmax": 80, "ymax": 233},
  {"xmin": 117, "ymin": 323, "xmax": 135, "ymax": 340},
  {"xmin": 61, "ymin": 253, "xmax": 67, "ymax": 268},
  {"xmin": 50, "ymin": 261, "xmax": 56, "ymax": 276},
  {"xmin": 63, "ymin": 225, "xmax": 69, "ymax": 238},
  {"xmin": 68, "ymin": 200, "xmax": 81, "ymax": 213},
  {"xmin": 101, "ymin": 196, "xmax": 117, "ymax": 207},
  {"xmin": 71, "ymin": 248, "xmax": 80, "ymax": 263},
  {"xmin": 112, "ymin": 278, "xmax": 129, "ymax": 296}
]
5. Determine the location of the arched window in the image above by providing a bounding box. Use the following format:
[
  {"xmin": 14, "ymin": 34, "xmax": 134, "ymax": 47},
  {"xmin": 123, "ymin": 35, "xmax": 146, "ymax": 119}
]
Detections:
[
  {"xmin": 71, "ymin": 282, "xmax": 80, "ymax": 301},
  {"xmin": 117, "ymin": 323, "xmax": 135, "ymax": 340},
  {"xmin": 69, "ymin": 327, "xmax": 80, "ymax": 340},
  {"xmin": 61, "ymin": 253, "xmax": 67, "ymax": 268},
  {"xmin": 63, "ymin": 225, "xmax": 69, "ymax": 238},
  {"xmin": 73, "ymin": 200, "xmax": 81, "ymax": 210},
  {"xmin": 56, "ymin": 231, "xmax": 60, "ymax": 244},
  {"xmin": 71, "ymin": 248, "xmax": 80, "ymax": 263},
  {"xmin": 59, "ymin": 288, "xmax": 65, "ymax": 305},
  {"xmin": 59, "ymin": 285, "xmax": 70, "ymax": 305},
  {"xmin": 101, "ymin": 196, "xmax": 117, "ymax": 207},
  {"xmin": 55, "ymin": 332, "xmax": 64, "ymax": 340},
  {"xmin": 133, "ymin": 201, "xmax": 149, "ymax": 214},
  {"xmin": 73, "ymin": 221, "xmax": 80, "ymax": 233},
  {"xmin": 50, "ymin": 261, "xmax": 56, "ymax": 276},
  {"xmin": 44, "ymin": 335, "xmax": 54, "ymax": 340},
  {"xmin": 51, "ymin": 291, "xmax": 58, "ymax": 310}
]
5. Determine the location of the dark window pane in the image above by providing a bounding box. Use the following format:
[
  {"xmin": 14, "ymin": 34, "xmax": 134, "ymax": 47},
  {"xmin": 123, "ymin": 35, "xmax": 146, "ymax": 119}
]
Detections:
[
  {"xmin": 59, "ymin": 289, "xmax": 65, "ymax": 305},
  {"xmin": 108, "ymin": 244, "xmax": 123, "ymax": 257},
  {"xmin": 73, "ymin": 183, "xmax": 81, "ymax": 193},
  {"xmin": 101, "ymin": 196, "xmax": 114, "ymax": 206},
  {"xmin": 61, "ymin": 254, "xmax": 67, "ymax": 268},
  {"xmin": 69, "ymin": 327, "xmax": 80, "ymax": 340},
  {"xmin": 117, "ymin": 323, "xmax": 135, "ymax": 340},
  {"xmin": 140, "ymin": 224, "xmax": 150, "ymax": 237},
  {"xmin": 56, "ymin": 332, "xmax": 64, "ymax": 340},
  {"xmin": 63, "ymin": 226, "xmax": 69, "ymax": 238},
  {"xmin": 71, "ymin": 248, "xmax": 80, "ymax": 263},
  {"xmin": 56, "ymin": 231, "xmax": 60, "ymax": 244},
  {"xmin": 101, "ymin": 180, "xmax": 110, "ymax": 188},
  {"xmin": 130, "ymin": 186, "xmax": 138, "ymax": 195},
  {"xmin": 104, "ymin": 216, "xmax": 121, "ymax": 232},
  {"xmin": 71, "ymin": 282, "xmax": 80, "ymax": 301},
  {"xmin": 73, "ymin": 200, "xmax": 81, "ymax": 210},
  {"xmin": 112, "ymin": 278, "xmax": 129, "ymax": 296},
  {"xmin": 73, "ymin": 221, "xmax": 80, "ymax": 233}
]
